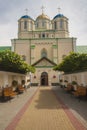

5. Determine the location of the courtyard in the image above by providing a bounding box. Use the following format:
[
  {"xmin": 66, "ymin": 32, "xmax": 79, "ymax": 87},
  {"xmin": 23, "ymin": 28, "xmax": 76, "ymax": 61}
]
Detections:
[{"xmin": 0, "ymin": 86, "xmax": 87, "ymax": 130}]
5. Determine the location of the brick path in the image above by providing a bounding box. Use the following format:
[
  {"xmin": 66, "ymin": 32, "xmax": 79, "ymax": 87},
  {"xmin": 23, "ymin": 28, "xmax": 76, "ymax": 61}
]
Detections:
[{"xmin": 6, "ymin": 87, "xmax": 87, "ymax": 130}]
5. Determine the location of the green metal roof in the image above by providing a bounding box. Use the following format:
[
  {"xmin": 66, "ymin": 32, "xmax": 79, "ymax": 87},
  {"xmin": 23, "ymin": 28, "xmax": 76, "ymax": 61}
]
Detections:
[
  {"xmin": 0, "ymin": 46, "xmax": 11, "ymax": 51},
  {"xmin": 76, "ymin": 46, "xmax": 87, "ymax": 53}
]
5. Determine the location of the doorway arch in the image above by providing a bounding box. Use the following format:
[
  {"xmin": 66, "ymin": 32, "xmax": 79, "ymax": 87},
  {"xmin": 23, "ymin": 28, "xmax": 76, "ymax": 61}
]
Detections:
[{"xmin": 40, "ymin": 72, "xmax": 48, "ymax": 86}]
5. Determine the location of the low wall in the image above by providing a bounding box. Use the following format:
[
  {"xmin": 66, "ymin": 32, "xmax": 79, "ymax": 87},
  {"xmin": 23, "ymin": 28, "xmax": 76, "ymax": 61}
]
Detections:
[
  {"xmin": 60, "ymin": 71, "xmax": 87, "ymax": 86},
  {"xmin": 0, "ymin": 71, "xmax": 26, "ymax": 87}
]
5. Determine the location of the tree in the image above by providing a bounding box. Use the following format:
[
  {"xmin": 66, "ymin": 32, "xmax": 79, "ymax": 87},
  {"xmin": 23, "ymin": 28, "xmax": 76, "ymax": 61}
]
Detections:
[
  {"xmin": 0, "ymin": 50, "xmax": 35, "ymax": 74},
  {"xmin": 53, "ymin": 52, "xmax": 87, "ymax": 73}
]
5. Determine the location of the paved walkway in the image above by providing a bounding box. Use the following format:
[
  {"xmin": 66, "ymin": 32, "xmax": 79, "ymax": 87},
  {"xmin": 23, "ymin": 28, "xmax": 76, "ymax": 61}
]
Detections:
[
  {"xmin": 4, "ymin": 86, "xmax": 87, "ymax": 130},
  {"xmin": 0, "ymin": 87, "xmax": 38, "ymax": 130},
  {"xmin": 53, "ymin": 86, "xmax": 87, "ymax": 127}
]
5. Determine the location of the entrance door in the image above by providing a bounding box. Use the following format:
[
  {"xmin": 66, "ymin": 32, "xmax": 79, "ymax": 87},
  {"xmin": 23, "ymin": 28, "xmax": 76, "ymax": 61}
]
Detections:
[{"xmin": 41, "ymin": 72, "xmax": 48, "ymax": 86}]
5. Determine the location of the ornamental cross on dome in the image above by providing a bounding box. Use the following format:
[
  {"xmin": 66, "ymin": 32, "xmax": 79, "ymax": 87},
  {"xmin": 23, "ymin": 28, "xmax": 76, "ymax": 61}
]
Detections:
[
  {"xmin": 58, "ymin": 7, "xmax": 61, "ymax": 13},
  {"xmin": 41, "ymin": 6, "xmax": 45, "ymax": 14},
  {"xmin": 25, "ymin": 8, "xmax": 28, "ymax": 15}
]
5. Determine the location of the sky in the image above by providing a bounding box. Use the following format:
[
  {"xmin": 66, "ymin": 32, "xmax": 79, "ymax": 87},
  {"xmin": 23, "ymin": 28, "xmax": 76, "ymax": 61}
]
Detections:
[{"xmin": 0, "ymin": 0, "xmax": 87, "ymax": 46}]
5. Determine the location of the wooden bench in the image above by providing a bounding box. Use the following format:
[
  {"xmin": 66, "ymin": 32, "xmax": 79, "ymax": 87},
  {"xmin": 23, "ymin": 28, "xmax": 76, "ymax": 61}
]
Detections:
[
  {"xmin": 72, "ymin": 86, "xmax": 87, "ymax": 100},
  {"xmin": 17, "ymin": 85, "xmax": 25, "ymax": 94},
  {"xmin": 64, "ymin": 84, "xmax": 73, "ymax": 92},
  {"xmin": 3, "ymin": 87, "xmax": 17, "ymax": 100}
]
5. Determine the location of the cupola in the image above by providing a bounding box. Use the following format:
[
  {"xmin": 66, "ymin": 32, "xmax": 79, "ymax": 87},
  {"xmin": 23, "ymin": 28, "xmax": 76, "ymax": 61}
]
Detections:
[
  {"xmin": 18, "ymin": 14, "xmax": 35, "ymax": 33},
  {"xmin": 35, "ymin": 6, "xmax": 51, "ymax": 30},
  {"xmin": 52, "ymin": 8, "xmax": 69, "ymax": 37}
]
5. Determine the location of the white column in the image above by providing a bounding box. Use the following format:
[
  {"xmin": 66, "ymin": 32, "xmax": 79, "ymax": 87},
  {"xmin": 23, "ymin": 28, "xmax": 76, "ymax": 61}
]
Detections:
[
  {"xmin": 81, "ymin": 73, "xmax": 86, "ymax": 86},
  {"xmin": 68, "ymin": 74, "xmax": 72, "ymax": 83},
  {"xmin": 3, "ymin": 73, "xmax": 8, "ymax": 87}
]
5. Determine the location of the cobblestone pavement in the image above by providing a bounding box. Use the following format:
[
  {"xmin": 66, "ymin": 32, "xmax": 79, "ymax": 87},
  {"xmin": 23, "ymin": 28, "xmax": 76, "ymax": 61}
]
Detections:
[
  {"xmin": 5, "ymin": 86, "xmax": 87, "ymax": 130},
  {"xmin": 0, "ymin": 87, "xmax": 38, "ymax": 130},
  {"xmin": 52, "ymin": 86, "xmax": 87, "ymax": 129}
]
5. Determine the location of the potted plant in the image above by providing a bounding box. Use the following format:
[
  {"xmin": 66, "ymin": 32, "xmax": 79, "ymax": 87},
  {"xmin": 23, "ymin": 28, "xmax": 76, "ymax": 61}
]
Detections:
[
  {"xmin": 12, "ymin": 80, "xmax": 18, "ymax": 86},
  {"xmin": 21, "ymin": 79, "xmax": 26, "ymax": 88},
  {"xmin": 12, "ymin": 80, "xmax": 18, "ymax": 91},
  {"xmin": 59, "ymin": 79, "xmax": 63, "ymax": 88},
  {"xmin": 71, "ymin": 81, "xmax": 77, "ymax": 91},
  {"xmin": 21, "ymin": 80, "xmax": 25, "ymax": 85},
  {"xmin": 71, "ymin": 81, "xmax": 77, "ymax": 85},
  {"xmin": 64, "ymin": 80, "xmax": 68, "ymax": 82},
  {"xmin": 64, "ymin": 80, "xmax": 68, "ymax": 88}
]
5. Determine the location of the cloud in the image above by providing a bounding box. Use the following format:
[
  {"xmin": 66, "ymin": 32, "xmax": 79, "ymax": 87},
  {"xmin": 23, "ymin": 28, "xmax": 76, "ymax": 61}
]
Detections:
[{"xmin": 0, "ymin": 0, "xmax": 87, "ymax": 46}]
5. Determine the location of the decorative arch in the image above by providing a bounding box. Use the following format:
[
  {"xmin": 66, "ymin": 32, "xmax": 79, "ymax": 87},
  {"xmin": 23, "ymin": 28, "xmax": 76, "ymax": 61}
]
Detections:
[
  {"xmin": 41, "ymin": 48, "xmax": 47, "ymax": 58},
  {"xmin": 54, "ymin": 21, "xmax": 57, "ymax": 29},
  {"xmin": 40, "ymin": 72, "xmax": 48, "ymax": 86}
]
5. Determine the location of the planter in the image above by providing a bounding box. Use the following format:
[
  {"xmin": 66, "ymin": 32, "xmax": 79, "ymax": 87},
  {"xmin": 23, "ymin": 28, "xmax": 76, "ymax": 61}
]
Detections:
[
  {"xmin": 71, "ymin": 81, "xmax": 77, "ymax": 85},
  {"xmin": 71, "ymin": 81, "xmax": 77, "ymax": 91},
  {"xmin": 12, "ymin": 80, "xmax": 18, "ymax": 87}
]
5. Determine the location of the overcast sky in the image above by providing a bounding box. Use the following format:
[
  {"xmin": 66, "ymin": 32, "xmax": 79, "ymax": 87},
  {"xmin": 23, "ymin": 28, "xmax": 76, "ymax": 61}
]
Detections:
[{"xmin": 0, "ymin": 0, "xmax": 87, "ymax": 46}]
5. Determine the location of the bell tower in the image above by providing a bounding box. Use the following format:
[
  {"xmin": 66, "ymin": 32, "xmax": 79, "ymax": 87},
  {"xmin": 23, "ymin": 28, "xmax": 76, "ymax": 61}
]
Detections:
[
  {"xmin": 18, "ymin": 10, "xmax": 35, "ymax": 38},
  {"xmin": 52, "ymin": 8, "xmax": 69, "ymax": 38}
]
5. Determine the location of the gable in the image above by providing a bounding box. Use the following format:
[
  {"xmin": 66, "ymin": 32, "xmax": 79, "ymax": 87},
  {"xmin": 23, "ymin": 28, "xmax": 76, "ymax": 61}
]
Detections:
[{"xmin": 32, "ymin": 57, "xmax": 57, "ymax": 68}]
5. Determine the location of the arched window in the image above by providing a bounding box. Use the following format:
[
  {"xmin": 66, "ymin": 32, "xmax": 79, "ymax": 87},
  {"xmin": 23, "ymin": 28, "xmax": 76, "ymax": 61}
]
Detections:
[
  {"xmin": 30, "ymin": 21, "xmax": 32, "ymax": 30},
  {"xmin": 42, "ymin": 33, "xmax": 45, "ymax": 38},
  {"xmin": 37, "ymin": 23, "xmax": 38, "ymax": 27},
  {"xmin": 54, "ymin": 21, "xmax": 57, "ymax": 29},
  {"xmin": 60, "ymin": 19, "xmax": 63, "ymax": 29},
  {"xmin": 24, "ymin": 21, "xmax": 27, "ymax": 29},
  {"xmin": 41, "ymin": 48, "xmax": 47, "ymax": 58},
  {"xmin": 66, "ymin": 22, "xmax": 68, "ymax": 30},
  {"xmin": 42, "ymin": 21, "xmax": 45, "ymax": 27}
]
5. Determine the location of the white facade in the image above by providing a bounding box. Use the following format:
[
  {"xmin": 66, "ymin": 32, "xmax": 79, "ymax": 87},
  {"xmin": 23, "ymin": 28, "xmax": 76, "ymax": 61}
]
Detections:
[
  {"xmin": 60, "ymin": 71, "xmax": 87, "ymax": 87},
  {"xmin": 11, "ymin": 11, "xmax": 77, "ymax": 86},
  {"xmin": 0, "ymin": 71, "xmax": 25, "ymax": 87}
]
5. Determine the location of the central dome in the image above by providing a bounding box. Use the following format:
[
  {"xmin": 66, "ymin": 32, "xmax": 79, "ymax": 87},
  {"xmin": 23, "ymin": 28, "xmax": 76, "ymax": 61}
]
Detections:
[{"xmin": 36, "ymin": 13, "xmax": 50, "ymax": 20}]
